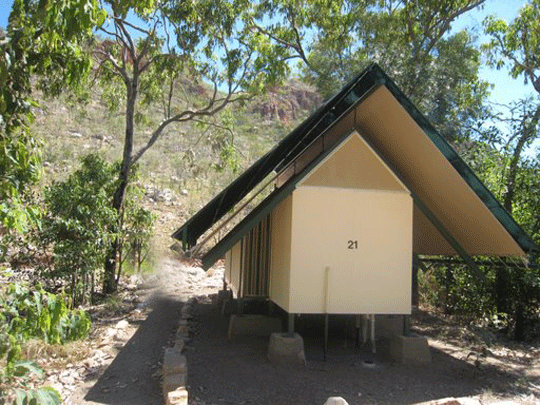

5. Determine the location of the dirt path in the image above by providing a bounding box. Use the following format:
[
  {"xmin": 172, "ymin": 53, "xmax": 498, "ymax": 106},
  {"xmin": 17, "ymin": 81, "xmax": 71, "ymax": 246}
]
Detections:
[
  {"xmin": 64, "ymin": 257, "xmax": 222, "ymax": 405},
  {"xmin": 80, "ymin": 294, "xmax": 182, "ymax": 405}
]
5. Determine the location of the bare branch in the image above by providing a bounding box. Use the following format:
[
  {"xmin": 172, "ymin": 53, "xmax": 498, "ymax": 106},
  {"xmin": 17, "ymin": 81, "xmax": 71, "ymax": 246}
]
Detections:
[
  {"xmin": 93, "ymin": 47, "xmax": 130, "ymax": 82},
  {"xmin": 424, "ymin": 1, "xmax": 486, "ymax": 54},
  {"xmin": 113, "ymin": 16, "xmax": 153, "ymax": 36},
  {"xmin": 114, "ymin": 18, "xmax": 137, "ymax": 66},
  {"xmin": 132, "ymin": 87, "xmax": 244, "ymax": 165}
]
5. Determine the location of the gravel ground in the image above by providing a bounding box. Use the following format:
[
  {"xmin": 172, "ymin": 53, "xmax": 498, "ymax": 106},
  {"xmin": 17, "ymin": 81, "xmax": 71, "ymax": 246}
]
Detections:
[{"xmin": 186, "ymin": 303, "xmax": 539, "ymax": 405}]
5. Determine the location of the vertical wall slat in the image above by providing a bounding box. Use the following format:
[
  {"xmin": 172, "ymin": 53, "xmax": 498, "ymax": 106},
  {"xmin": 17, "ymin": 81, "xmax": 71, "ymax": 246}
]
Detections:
[{"xmin": 235, "ymin": 214, "xmax": 272, "ymax": 298}]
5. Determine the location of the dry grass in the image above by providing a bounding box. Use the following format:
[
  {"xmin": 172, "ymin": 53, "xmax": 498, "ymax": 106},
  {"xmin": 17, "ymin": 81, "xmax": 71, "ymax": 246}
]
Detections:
[{"xmin": 21, "ymin": 339, "xmax": 93, "ymax": 370}]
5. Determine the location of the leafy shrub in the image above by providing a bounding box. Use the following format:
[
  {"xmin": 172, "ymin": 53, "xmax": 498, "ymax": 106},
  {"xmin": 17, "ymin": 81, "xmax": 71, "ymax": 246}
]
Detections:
[
  {"xmin": 39, "ymin": 154, "xmax": 154, "ymax": 302},
  {"xmin": 119, "ymin": 204, "xmax": 154, "ymax": 276},
  {"xmin": 39, "ymin": 154, "xmax": 118, "ymax": 306},
  {"xmin": 419, "ymin": 259, "xmax": 540, "ymax": 340},
  {"xmin": 0, "ymin": 280, "xmax": 90, "ymax": 405},
  {"xmin": 0, "ymin": 283, "xmax": 91, "ymax": 349}
]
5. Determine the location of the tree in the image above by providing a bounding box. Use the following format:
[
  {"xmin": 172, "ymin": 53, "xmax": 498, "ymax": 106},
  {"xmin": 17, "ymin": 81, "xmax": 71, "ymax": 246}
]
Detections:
[
  {"xmin": 1, "ymin": 0, "xmax": 105, "ymax": 254},
  {"xmin": 481, "ymin": 0, "xmax": 540, "ymax": 339},
  {"xmin": 483, "ymin": 0, "xmax": 540, "ymax": 214},
  {"xmin": 249, "ymin": 0, "xmax": 490, "ymax": 142},
  {"xmin": 91, "ymin": 1, "xmax": 291, "ymax": 293}
]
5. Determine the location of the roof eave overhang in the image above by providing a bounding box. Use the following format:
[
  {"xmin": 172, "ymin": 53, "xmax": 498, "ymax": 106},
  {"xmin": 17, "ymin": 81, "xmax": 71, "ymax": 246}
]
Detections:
[{"xmin": 174, "ymin": 63, "xmax": 540, "ymax": 266}]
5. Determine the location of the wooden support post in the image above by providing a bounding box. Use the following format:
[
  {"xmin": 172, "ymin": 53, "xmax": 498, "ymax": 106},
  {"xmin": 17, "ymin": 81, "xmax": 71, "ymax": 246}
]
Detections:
[
  {"xmin": 370, "ymin": 314, "xmax": 376, "ymax": 354},
  {"xmin": 412, "ymin": 254, "xmax": 419, "ymax": 307},
  {"xmin": 403, "ymin": 315, "xmax": 410, "ymax": 337},
  {"xmin": 288, "ymin": 313, "xmax": 295, "ymax": 336},
  {"xmin": 355, "ymin": 315, "xmax": 361, "ymax": 348}
]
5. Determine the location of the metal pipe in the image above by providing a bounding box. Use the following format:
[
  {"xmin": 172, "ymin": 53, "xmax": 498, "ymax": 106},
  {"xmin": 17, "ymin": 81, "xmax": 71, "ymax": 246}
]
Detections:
[
  {"xmin": 323, "ymin": 267, "xmax": 330, "ymax": 313},
  {"xmin": 324, "ymin": 313, "xmax": 329, "ymax": 361},
  {"xmin": 323, "ymin": 267, "xmax": 330, "ymax": 361}
]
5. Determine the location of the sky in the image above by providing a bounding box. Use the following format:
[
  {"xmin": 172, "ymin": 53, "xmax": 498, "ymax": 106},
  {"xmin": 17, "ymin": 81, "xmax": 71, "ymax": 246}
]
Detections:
[{"xmin": 0, "ymin": 0, "xmax": 535, "ymax": 112}]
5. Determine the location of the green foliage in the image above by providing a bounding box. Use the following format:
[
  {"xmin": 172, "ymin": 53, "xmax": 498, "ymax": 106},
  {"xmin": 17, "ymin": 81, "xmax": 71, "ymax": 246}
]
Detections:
[
  {"xmin": 482, "ymin": 1, "xmax": 540, "ymax": 218},
  {"xmin": 40, "ymin": 154, "xmax": 119, "ymax": 305},
  {"xmin": 252, "ymin": 0, "xmax": 489, "ymax": 141},
  {"xmin": 483, "ymin": 0, "xmax": 540, "ymax": 89},
  {"xmin": 0, "ymin": 280, "xmax": 90, "ymax": 405},
  {"xmin": 11, "ymin": 385, "xmax": 62, "ymax": 405},
  {"xmin": 120, "ymin": 188, "xmax": 155, "ymax": 275},
  {"xmin": 39, "ymin": 153, "xmax": 154, "ymax": 299},
  {"xmin": 0, "ymin": 283, "xmax": 91, "ymax": 347},
  {"xmin": 419, "ymin": 257, "xmax": 540, "ymax": 339},
  {"xmin": 422, "ymin": 263, "xmax": 497, "ymax": 319},
  {"xmin": 1, "ymin": 0, "xmax": 105, "ymax": 258}
]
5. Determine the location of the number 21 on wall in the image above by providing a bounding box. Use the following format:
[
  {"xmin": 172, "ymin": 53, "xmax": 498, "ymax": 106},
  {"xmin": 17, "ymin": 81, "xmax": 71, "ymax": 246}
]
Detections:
[{"xmin": 347, "ymin": 240, "xmax": 358, "ymax": 249}]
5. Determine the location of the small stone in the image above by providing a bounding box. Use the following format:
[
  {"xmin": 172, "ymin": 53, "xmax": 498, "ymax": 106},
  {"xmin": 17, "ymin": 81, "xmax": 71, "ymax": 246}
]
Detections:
[
  {"xmin": 167, "ymin": 388, "xmax": 188, "ymax": 405},
  {"xmin": 174, "ymin": 339, "xmax": 185, "ymax": 352},
  {"xmin": 267, "ymin": 333, "xmax": 305, "ymax": 366},
  {"xmin": 324, "ymin": 397, "xmax": 349, "ymax": 405},
  {"xmin": 162, "ymin": 373, "xmax": 187, "ymax": 397},
  {"xmin": 162, "ymin": 348, "xmax": 187, "ymax": 376},
  {"xmin": 115, "ymin": 320, "xmax": 129, "ymax": 329}
]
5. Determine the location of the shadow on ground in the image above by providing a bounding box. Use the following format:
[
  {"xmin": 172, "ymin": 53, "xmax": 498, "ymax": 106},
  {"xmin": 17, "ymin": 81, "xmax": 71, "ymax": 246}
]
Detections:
[
  {"xmin": 84, "ymin": 294, "xmax": 183, "ymax": 405},
  {"xmin": 188, "ymin": 303, "xmax": 529, "ymax": 405}
]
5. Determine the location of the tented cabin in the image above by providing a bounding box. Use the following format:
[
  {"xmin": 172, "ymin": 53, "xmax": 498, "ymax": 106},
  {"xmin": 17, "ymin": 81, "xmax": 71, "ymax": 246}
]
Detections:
[
  {"xmin": 173, "ymin": 64, "xmax": 538, "ymax": 337},
  {"xmin": 225, "ymin": 131, "xmax": 413, "ymax": 315}
]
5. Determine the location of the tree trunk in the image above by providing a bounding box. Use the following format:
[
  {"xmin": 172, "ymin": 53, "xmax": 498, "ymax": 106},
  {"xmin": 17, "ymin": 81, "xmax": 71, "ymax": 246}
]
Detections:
[
  {"xmin": 102, "ymin": 63, "xmax": 138, "ymax": 294},
  {"xmin": 103, "ymin": 163, "xmax": 130, "ymax": 294},
  {"xmin": 444, "ymin": 265, "xmax": 453, "ymax": 314},
  {"xmin": 515, "ymin": 301, "xmax": 525, "ymax": 341},
  {"xmin": 411, "ymin": 254, "xmax": 419, "ymax": 307}
]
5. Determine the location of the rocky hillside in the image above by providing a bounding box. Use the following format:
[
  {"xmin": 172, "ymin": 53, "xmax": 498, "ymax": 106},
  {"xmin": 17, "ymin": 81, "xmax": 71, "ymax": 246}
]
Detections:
[{"xmin": 31, "ymin": 78, "xmax": 320, "ymax": 255}]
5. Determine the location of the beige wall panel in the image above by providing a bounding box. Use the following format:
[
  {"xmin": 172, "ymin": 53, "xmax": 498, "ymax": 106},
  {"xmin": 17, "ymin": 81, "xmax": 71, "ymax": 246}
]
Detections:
[
  {"xmin": 355, "ymin": 87, "xmax": 525, "ymax": 257},
  {"xmin": 288, "ymin": 187, "xmax": 412, "ymax": 314},
  {"xmin": 269, "ymin": 195, "xmax": 293, "ymax": 311},
  {"xmin": 275, "ymin": 109, "xmax": 354, "ymax": 189},
  {"xmin": 301, "ymin": 132, "xmax": 406, "ymax": 191},
  {"xmin": 413, "ymin": 204, "xmax": 456, "ymax": 255},
  {"xmin": 225, "ymin": 242, "xmax": 242, "ymax": 296}
]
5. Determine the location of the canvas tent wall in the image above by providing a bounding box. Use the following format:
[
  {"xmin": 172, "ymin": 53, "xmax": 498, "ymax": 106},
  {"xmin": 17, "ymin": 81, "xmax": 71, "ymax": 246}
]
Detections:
[
  {"xmin": 225, "ymin": 131, "xmax": 413, "ymax": 314},
  {"xmin": 174, "ymin": 63, "xmax": 539, "ymax": 315}
]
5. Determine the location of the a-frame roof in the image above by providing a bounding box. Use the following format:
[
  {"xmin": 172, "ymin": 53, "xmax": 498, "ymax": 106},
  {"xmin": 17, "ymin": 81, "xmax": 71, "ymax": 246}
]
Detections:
[{"xmin": 173, "ymin": 63, "xmax": 539, "ymax": 269}]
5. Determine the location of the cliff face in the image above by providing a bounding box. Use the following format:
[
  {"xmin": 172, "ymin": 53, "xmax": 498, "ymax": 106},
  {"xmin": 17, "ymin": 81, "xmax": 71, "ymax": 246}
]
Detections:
[{"xmin": 252, "ymin": 81, "xmax": 321, "ymax": 123}]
